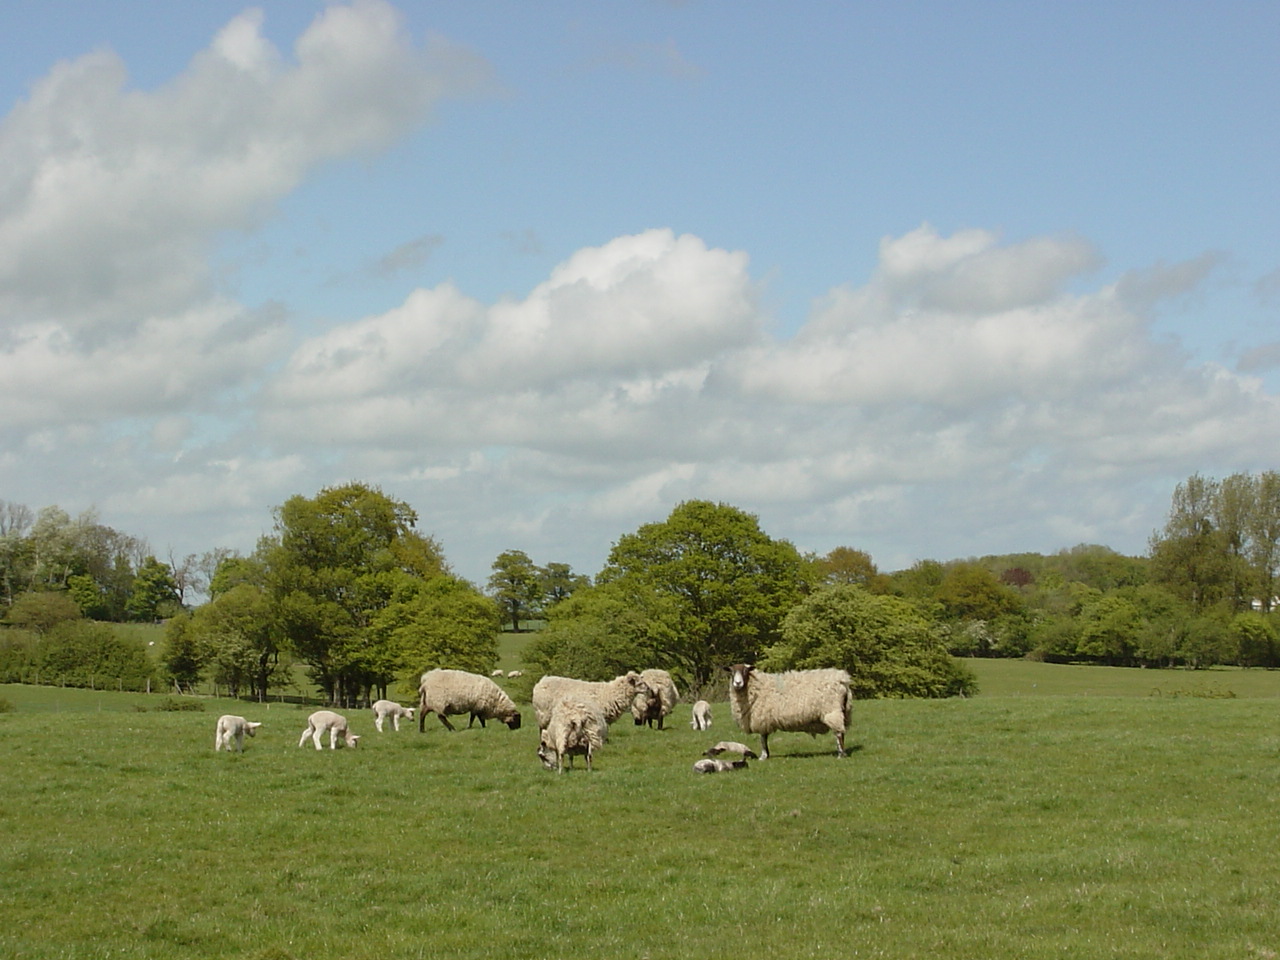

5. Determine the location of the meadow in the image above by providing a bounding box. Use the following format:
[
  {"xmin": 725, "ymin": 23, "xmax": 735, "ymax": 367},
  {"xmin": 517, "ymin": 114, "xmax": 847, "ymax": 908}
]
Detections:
[{"xmin": 2, "ymin": 659, "xmax": 1280, "ymax": 959}]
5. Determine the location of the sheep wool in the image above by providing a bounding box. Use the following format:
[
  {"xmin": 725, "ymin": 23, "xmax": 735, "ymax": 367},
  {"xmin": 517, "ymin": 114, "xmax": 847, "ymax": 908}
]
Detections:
[
  {"xmin": 726, "ymin": 663, "xmax": 852, "ymax": 760},
  {"xmin": 690, "ymin": 699, "xmax": 712, "ymax": 731},
  {"xmin": 537, "ymin": 698, "xmax": 608, "ymax": 773},
  {"xmin": 418, "ymin": 669, "xmax": 522, "ymax": 732},
  {"xmin": 631, "ymin": 668, "xmax": 679, "ymax": 729},
  {"xmin": 532, "ymin": 672, "xmax": 653, "ymax": 730}
]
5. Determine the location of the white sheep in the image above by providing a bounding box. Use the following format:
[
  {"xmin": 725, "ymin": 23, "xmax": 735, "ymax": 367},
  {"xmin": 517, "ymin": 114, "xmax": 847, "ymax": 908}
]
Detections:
[
  {"xmin": 214, "ymin": 714, "xmax": 261, "ymax": 753},
  {"xmin": 703, "ymin": 740, "xmax": 758, "ymax": 760},
  {"xmin": 371, "ymin": 699, "xmax": 415, "ymax": 732},
  {"xmin": 298, "ymin": 710, "xmax": 360, "ymax": 750},
  {"xmin": 692, "ymin": 757, "xmax": 748, "ymax": 773},
  {"xmin": 532, "ymin": 672, "xmax": 655, "ymax": 730},
  {"xmin": 690, "ymin": 699, "xmax": 713, "ymax": 731},
  {"xmin": 725, "ymin": 663, "xmax": 852, "ymax": 759},
  {"xmin": 631, "ymin": 668, "xmax": 679, "ymax": 729},
  {"xmin": 491, "ymin": 669, "xmax": 504, "ymax": 677},
  {"xmin": 537, "ymin": 698, "xmax": 608, "ymax": 773},
  {"xmin": 417, "ymin": 669, "xmax": 522, "ymax": 732},
  {"xmin": 506, "ymin": 670, "xmax": 523, "ymax": 679}
]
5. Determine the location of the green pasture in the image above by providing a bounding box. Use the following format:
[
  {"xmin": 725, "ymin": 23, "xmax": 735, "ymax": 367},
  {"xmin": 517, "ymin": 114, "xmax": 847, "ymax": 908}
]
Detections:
[{"xmin": 3, "ymin": 660, "xmax": 1280, "ymax": 959}]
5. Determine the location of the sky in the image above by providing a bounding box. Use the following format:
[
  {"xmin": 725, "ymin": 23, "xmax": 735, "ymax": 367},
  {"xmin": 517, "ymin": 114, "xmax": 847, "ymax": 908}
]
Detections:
[{"xmin": 2, "ymin": 0, "xmax": 1278, "ymax": 589}]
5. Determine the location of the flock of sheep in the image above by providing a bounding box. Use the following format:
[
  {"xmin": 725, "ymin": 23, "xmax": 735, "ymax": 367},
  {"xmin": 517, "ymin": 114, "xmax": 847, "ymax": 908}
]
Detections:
[{"xmin": 214, "ymin": 662, "xmax": 855, "ymax": 774}]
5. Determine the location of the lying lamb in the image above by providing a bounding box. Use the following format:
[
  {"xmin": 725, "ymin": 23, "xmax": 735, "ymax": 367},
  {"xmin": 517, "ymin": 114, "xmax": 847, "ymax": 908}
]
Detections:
[
  {"xmin": 726, "ymin": 662, "xmax": 852, "ymax": 759},
  {"xmin": 631, "ymin": 668, "xmax": 679, "ymax": 729},
  {"xmin": 371, "ymin": 699, "xmax": 415, "ymax": 732},
  {"xmin": 690, "ymin": 699, "xmax": 712, "ymax": 731},
  {"xmin": 692, "ymin": 757, "xmax": 748, "ymax": 773},
  {"xmin": 533, "ymin": 672, "xmax": 655, "ymax": 730},
  {"xmin": 298, "ymin": 710, "xmax": 360, "ymax": 750},
  {"xmin": 703, "ymin": 740, "xmax": 758, "ymax": 760},
  {"xmin": 214, "ymin": 714, "xmax": 261, "ymax": 753},
  {"xmin": 537, "ymin": 698, "xmax": 608, "ymax": 773},
  {"xmin": 417, "ymin": 669, "xmax": 522, "ymax": 732}
]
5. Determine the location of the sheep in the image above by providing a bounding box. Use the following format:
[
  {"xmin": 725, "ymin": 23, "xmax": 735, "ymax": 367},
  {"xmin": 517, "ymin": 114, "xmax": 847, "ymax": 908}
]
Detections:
[
  {"xmin": 506, "ymin": 670, "xmax": 523, "ymax": 679},
  {"xmin": 298, "ymin": 710, "xmax": 360, "ymax": 750},
  {"xmin": 690, "ymin": 699, "xmax": 713, "ymax": 731},
  {"xmin": 214, "ymin": 715, "xmax": 261, "ymax": 753},
  {"xmin": 532, "ymin": 672, "xmax": 655, "ymax": 731},
  {"xmin": 371, "ymin": 699, "xmax": 415, "ymax": 732},
  {"xmin": 725, "ymin": 663, "xmax": 852, "ymax": 760},
  {"xmin": 631, "ymin": 668, "xmax": 679, "ymax": 729},
  {"xmin": 491, "ymin": 669, "xmax": 504, "ymax": 677},
  {"xmin": 417, "ymin": 669, "xmax": 522, "ymax": 732},
  {"xmin": 537, "ymin": 698, "xmax": 608, "ymax": 773},
  {"xmin": 703, "ymin": 740, "xmax": 758, "ymax": 760},
  {"xmin": 692, "ymin": 757, "xmax": 748, "ymax": 773}
]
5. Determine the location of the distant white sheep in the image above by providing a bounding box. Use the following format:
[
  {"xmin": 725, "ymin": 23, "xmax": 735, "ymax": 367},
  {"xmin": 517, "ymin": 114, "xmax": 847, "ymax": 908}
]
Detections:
[
  {"xmin": 491, "ymin": 669, "xmax": 505, "ymax": 677},
  {"xmin": 703, "ymin": 740, "xmax": 758, "ymax": 760},
  {"xmin": 507, "ymin": 670, "xmax": 523, "ymax": 678},
  {"xmin": 214, "ymin": 714, "xmax": 261, "ymax": 753},
  {"xmin": 690, "ymin": 700, "xmax": 712, "ymax": 731},
  {"xmin": 417, "ymin": 669, "xmax": 522, "ymax": 732},
  {"xmin": 371, "ymin": 700, "xmax": 415, "ymax": 732},
  {"xmin": 692, "ymin": 757, "xmax": 748, "ymax": 773},
  {"xmin": 298, "ymin": 710, "xmax": 360, "ymax": 750},
  {"xmin": 631, "ymin": 669, "xmax": 679, "ymax": 729},
  {"xmin": 537, "ymin": 698, "xmax": 608, "ymax": 773},
  {"xmin": 725, "ymin": 663, "xmax": 852, "ymax": 759},
  {"xmin": 532, "ymin": 672, "xmax": 654, "ymax": 730}
]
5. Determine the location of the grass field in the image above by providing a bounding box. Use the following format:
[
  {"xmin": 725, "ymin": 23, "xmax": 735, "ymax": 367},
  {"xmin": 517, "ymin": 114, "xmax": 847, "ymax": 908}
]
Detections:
[{"xmin": 3, "ymin": 659, "xmax": 1280, "ymax": 959}]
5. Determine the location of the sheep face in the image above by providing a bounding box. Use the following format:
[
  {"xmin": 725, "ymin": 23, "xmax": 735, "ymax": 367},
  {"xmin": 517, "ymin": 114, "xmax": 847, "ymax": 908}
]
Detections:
[
  {"xmin": 728, "ymin": 663, "xmax": 755, "ymax": 691},
  {"xmin": 504, "ymin": 710, "xmax": 522, "ymax": 730}
]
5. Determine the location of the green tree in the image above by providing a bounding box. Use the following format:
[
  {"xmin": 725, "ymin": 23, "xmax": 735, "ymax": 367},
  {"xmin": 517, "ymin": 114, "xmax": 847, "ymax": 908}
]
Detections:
[
  {"xmin": 372, "ymin": 575, "xmax": 502, "ymax": 683},
  {"xmin": 1150, "ymin": 474, "xmax": 1231, "ymax": 611},
  {"xmin": 764, "ymin": 584, "xmax": 976, "ymax": 698},
  {"xmin": 1076, "ymin": 595, "xmax": 1142, "ymax": 665},
  {"xmin": 488, "ymin": 549, "xmax": 542, "ymax": 631},
  {"xmin": 126, "ymin": 556, "xmax": 181, "ymax": 622},
  {"xmin": 597, "ymin": 500, "xmax": 804, "ymax": 686},
  {"xmin": 191, "ymin": 582, "xmax": 280, "ymax": 700},
  {"xmin": 1231, "ymin": 612, "xmax": 1280, "ymax": 668},
  {"xmin": 161, "ymin": 613, "xmax": 206, "ymax": 693},
  {"xmin": 538, "ymin": 562, "xmax": 590, "ymax": 610},
  {"xmin": 5, "ymin": 590, "xmax": 81, "ymax": 633},
  {"xmin": 934, "ymin": 563, "xmax": 1023, "ymax": 622}
]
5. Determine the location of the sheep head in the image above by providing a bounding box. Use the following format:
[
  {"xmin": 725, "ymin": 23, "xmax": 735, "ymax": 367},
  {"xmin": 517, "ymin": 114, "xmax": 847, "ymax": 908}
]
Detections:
[
  {"xmin": 503, "ymin": 710, "xmax": 522, "ymax": 730},
  {"xmin": 245, "ymin": 722, "xmax": 261, "ymax": 737},
  {"xmin": 727, "ymin": 663, "xmax": 755, "ymax": 691}
]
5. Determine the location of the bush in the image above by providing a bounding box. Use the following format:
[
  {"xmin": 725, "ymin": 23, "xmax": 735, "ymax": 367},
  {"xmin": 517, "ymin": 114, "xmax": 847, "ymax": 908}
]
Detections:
[
  {"xmin": 151, "ymin": 697, "xmax": 205, "ymax": 712},
  {"xmin": 0, "ymin": 697, "xmax": 14, "ymax": 714}
]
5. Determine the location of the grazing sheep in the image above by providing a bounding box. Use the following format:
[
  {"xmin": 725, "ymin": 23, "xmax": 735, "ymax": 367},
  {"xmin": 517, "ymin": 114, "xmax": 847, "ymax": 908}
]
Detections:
[
  {"xmin": 725, "ymin": 663, "xmax": 852, "ymax": 760},
  {"xmin": 631, "ymin": 669, "xmax": 679, "ymax": 729},
  {"xmin": 507, "ymin": 670, "xmax": 523, "ymax": 679},
  {"xmin": 703, "ymin": 740, "xmax": 758, "ymax": 760},
  {"xmin": 417, "ymin": 669, "xmax": 522, "ymax": 732},
  {"xmin": 298, "ymin": 710, "xmax": 360, "ymax": 750},
  {"xmin": 537, "ymin": 698, "xmax": 608, "ymax": 773},
  {"xmin": 692, "ymin": 757, "xmax": 748, "ymax": 773},
  {"xmin": 491, "ymin": 669, "xmax": 504, "ymax": 677},
  {"xmin": 371, "ymin": 700, "xmax": 415, "ymax": 732},
  {"xmin": 532, "ymin": 672, "xmax": 655, "ymax": 730},
  {"xmin": 214, "ymin": 715, "xmax": 261, "ymax": 753},
  {"xmin": 690, "ymin": 699, "xmax": 713, "ymax": 731}
]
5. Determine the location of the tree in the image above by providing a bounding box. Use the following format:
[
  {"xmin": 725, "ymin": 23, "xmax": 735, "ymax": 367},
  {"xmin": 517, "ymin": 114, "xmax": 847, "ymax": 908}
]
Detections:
[
  {"xmin": 597, "ymin": 500, "xmax": 804, "ymax": 687},
  {"xmin": 161, "ymin": 613, "xmax": 206, "ymax": 693},
  {"xmin": 764, "ymin": 584, "xmax": 976, "ymax": 698},
  {"xmin": 371, "ymin": 575, "xmax": 501, "ymax": 683},
  {"xmin": 488, "ymin": 549, "xmax": 542, "ymax": 631},
  {"xmin": 1150, "ymin": 474, "xmax": 1232, "ymax": 612},
  {"xmin": 816, "ymin": 547, "xmax": 884, "ymax": 589},
  {"xmin": 191, "ymin": 582, "xmax": 280, "ymax": 700},
  {"xmin": 538, "ymin": 562, "xmax": 590, "ymax": 610},
  {"xmin": 5, "ymin": 591, "xmax": 81, "ymax": 634},
  {"xmin": 126, "ymin": 556, "xmax": 181, "ymax": 622},
  {"xmin": 934, "ymin": 563, "xmax": 1022, "ymax": 622}
]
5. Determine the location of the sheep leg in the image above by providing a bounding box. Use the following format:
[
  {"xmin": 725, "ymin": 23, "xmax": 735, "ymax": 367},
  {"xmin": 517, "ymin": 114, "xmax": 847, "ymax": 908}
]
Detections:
[
  {"xmin": 391, "ymin": 716, "xmax": 400, "ymax": 731},
  {"xmin": 375, "ymin": 716, "xmax": 384, "ymax": 733},
  {"xmin": 437, "ymin": 714, "xmax": 457, "ymax": 732},
  {"xmin": 834, "ymin": 729, "xmax": 846, "ymax": 758},
  {"xmin": 759, "ymin": 733, "xmax": 770, "ymax": 760},
  {"xmin": 299, "ymin": 726, "xmax": 313, "ymax": 748}
]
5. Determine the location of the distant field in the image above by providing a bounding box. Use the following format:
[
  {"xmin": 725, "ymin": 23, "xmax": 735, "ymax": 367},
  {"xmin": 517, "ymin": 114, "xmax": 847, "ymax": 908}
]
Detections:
[{"xmin": 3, "ymin": 659, "xmax": 1280, "ymax": 959}]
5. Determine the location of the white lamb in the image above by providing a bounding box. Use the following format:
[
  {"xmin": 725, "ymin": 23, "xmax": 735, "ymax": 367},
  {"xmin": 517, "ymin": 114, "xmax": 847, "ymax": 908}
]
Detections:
[
  {"xmin": 725, "ymin": 663, "xmax": 852, "ymax": 760},
  {"xmin": 692, "ymin": 757, "xmax": 748, "ymax": 773},
  {"xmin": 298, "ymin": 710, "xmax": 360, "ymax": 750},
  {"xmin": 491, "ymin": 669, "xmax": 504, "ymax": 677},
  {"xmin": 532, "ymin": 672, "xmax": 655, "ymax": 730},
  {"xmin": 417, "ymin": 669, "xmax": 522, "ymax": 732},
  {"xmin": 690, "ymin": 699, "xmax": 712, "ymax": 731},
  {"xmin": 537, "ymin": 698, "xmax": 608, "ymax": 773},
  {"xmin": 631, "ymin": 668, "xmax": 679, "ymax": 729},
  {"xmin": 214, "ymin": 714, "xmax": 261, "ymax": 753},
  {"xmin": 703, "ymin": 740, "xmax": 758, "ymax": 760},
  {"xmin": 506, "ymin": 670, "xmax": 523, "ymax": 678},
  {"xmin": 371, "ymin": 699, "xmax": 415, "ymax": 732}
]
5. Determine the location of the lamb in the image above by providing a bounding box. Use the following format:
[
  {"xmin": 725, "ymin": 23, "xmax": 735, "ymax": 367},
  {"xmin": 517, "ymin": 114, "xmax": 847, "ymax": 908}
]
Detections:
[
  {"xmin": 725, "ymin": 663, "xmax": 852, "ymax": 759},
  {"xmin": 537, "ymin": 698, "xmax": 608, "ymax": 773},
  {"xmin": 491, "ymin": 669, "xmax": 504, "ymax": 677},
  {"xmin": 298, "ymin": 710, "xmax": 360, "ymax": 750},
  {"xmin": 631, "ymin": 668, "xmax": 679, "ymax": 729},
  {"xmin": 371, "ymin": 699, "xmax": 415, "ymax": 732},
  {"xmin": 703, "ymin": 740, "xmax": 758, "ymax": 760},
  {"xmin": 506, "ymin": 670, "xmax": 523, "ymax": 678},
  {"xmin": 214, "ymin": 715, "xmax": 261, "ymax": 753},
  {"xmin": 690, "ymin": 699, "xmax": 713, "ymax": 731},
  {"xmin": 417, "ymin": 669, "xmax": 522, "ymax": 732},
  {"xmin": 532, "ymin": 672, "xmax": 655, "ymax": 730},
  {"xmin": 692, "ymin": 757, "xmax": 748, "ymax": 773}
]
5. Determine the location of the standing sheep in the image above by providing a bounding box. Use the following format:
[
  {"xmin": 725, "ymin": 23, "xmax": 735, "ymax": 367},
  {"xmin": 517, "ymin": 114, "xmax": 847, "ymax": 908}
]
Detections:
[
  {"xmin": 417, "ymin": 669, "xmax": 522, "ymax": 732},
  {"xmin": 631, "ymin": 668, "xmax": 679, "ymax": 729},
  {"xmin": 214, "ymin": 715, "xmax": 261, "ymax": 753},
  {"xmin": 690, "ymin": 699, "xmax": 712, "ymax": 731},
  {"xmin": 298, "ymin": 710, "xmax": 360, "ymax": 750},
  {"xmin": 532, "ymin": 672, "xmax": 655, "ymax": 730},
  {"xmin": 725, "ymin": 663, "xmax": 852, "ymax": 759},
  {"xmin": 537, "ymin": 698, "xmax": 608, "ymax": 773},
  {"xmin": 371, "ymin": 700, "xmax": 415, "ymax": 732}
]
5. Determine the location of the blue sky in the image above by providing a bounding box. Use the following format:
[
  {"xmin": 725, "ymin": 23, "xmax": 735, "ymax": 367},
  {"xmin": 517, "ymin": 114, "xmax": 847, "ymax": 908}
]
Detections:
[{"xmin": 2, "ymin": 1, "xmax": 1278, "ymax": 588}]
